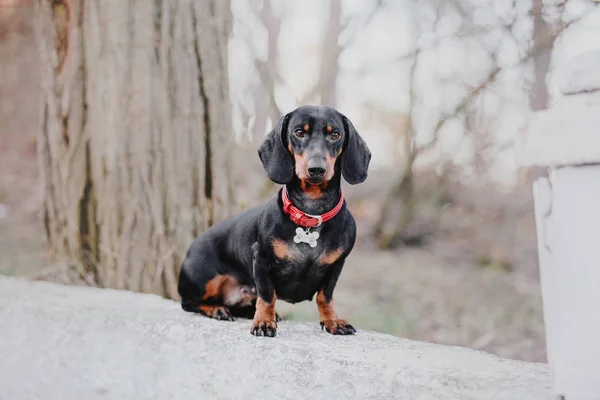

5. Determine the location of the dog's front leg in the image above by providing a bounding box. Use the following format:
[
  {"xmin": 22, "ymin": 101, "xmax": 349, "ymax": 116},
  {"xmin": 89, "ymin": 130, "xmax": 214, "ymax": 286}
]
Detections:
[
  {"xmin": 317, "ymin": 260, "xmax": 356, "ymax": 335},
  {"xmin": 250, "ymin": 242, "xmax": 277, "ymax": 337}
]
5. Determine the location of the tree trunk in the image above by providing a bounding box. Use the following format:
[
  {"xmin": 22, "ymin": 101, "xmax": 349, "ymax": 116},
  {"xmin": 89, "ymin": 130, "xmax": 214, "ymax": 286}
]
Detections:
[
  {"xmin": 34, "ymin": 0, "xmax": 232, "ymax": 299},
  {"xmin": 530, "ymin": 0, "xmax": 552, "ymax": 111},
  {"xmin": 253, "ymin": 0, "xmax": 281, "ymax": 141},
  {"xmin": 520, "ymin": 0, "xmax": 554, "ymax": 185},
  {"xmin": 318, "ymin": 0, "xmax": 342, "ymax": 107},
  {"xmin": 373, "ymin": 54, "xmax": 418, "ymax": 248}
]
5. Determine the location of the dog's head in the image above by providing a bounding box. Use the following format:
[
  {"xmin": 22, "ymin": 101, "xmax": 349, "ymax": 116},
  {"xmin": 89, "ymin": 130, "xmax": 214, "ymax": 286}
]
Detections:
[{"xmin": 258, "ymin": 105, "xmax": 371, "ymax": 185}]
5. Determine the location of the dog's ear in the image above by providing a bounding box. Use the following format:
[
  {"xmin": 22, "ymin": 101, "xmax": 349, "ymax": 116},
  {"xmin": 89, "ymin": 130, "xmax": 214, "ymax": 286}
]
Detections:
[
  {"xmin": 341, "ymin": 114, "xmax": 371, "ymax": 185},
  {"xmin": 257, "ymin": 112, "xmax": 294, "ymax": 184}
]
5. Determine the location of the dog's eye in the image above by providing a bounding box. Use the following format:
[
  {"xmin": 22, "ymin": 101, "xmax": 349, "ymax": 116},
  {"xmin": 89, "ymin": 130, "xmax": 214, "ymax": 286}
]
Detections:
[
  {"xmin": 294, "ymin": 129, "xmax": 305, "ymax": 138},
  {"xmin": 330, "ymin": 131, "xmax": 341, "ymax": 140}
]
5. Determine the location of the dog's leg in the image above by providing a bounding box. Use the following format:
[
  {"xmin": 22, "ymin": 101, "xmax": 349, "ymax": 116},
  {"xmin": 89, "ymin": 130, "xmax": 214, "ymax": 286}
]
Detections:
[
  {"xmin": 179, "ymin": 257, "xmax": 242, "ymax": 321},
  {"xmin": 250, "ymin": 242, "xmax": 278, "ymax": 337},
  {"xmin": 251, "ymin": 296, "xmax": 278, "ymax": 337},
  {"xmin": 317, "ymin": 260, "xmax": 356, "ymax": 335}
]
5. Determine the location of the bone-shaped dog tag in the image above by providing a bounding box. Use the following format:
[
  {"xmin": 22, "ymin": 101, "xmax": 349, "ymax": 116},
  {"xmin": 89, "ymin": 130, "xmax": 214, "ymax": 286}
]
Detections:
[{"xmin": 293, "ymin": 227, "xmax": 320, "ymax": 247}]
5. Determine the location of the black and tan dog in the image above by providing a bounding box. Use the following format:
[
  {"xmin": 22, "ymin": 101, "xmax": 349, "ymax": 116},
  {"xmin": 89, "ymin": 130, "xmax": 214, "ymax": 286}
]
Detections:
[{"xmin": 178, "ymin": 105, "xmax": 371, "ymax": 337}]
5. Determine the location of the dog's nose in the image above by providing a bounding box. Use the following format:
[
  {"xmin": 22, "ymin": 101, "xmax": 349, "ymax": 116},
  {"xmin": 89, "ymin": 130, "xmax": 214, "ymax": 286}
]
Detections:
[{"xmin": 308, "ymin": 166, "xmax": 326, "ymax": 179}]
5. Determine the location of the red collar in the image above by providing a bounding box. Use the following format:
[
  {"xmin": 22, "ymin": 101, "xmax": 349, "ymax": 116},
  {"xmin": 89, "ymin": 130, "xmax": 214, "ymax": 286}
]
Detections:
[{"xmin": 281, "ymin": 186, "xmax": 344, "ymax": 228}]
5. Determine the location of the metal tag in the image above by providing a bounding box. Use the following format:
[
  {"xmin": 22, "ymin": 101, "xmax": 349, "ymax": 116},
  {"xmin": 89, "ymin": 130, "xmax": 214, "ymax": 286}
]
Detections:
[{"xmin": 293, "ymin": 227, "xmax": 319, "ymax": 248}]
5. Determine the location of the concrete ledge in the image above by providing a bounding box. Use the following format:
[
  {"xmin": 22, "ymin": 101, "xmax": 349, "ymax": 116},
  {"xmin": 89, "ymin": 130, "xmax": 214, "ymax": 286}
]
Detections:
[
  {"xmin": 516, "ymin": 93, "xmax": 600, "ymax": 168},
  {"xmin": 0, "ymin": 277, "xmax": 551, "ymax": 400}
]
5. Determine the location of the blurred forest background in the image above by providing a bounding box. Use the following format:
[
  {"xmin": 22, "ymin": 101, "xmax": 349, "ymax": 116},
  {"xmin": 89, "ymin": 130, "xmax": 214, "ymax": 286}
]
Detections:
[{"xmin": 1, "ymin": 0, "xmax": 599, "ymax": 363}]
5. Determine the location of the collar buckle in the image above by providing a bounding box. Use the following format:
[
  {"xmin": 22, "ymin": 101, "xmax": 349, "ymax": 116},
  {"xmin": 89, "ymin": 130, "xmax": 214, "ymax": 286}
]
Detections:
[{"xmin": 306, "ymin": 214, "xmax": 322, "ymax": 227}]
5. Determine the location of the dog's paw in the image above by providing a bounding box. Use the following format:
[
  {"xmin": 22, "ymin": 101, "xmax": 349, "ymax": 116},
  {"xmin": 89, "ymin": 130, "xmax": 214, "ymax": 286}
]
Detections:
[
  {"xmin": 198, "ymin": 305, "xmax": 234, "ymax": 321},
  {"xmin": 320, "ymin": 319, "xmax": 356, "ymax": 335},
  {"xmin": 250, "ymin": 319, "xmax": 277, "ymax": 337}
]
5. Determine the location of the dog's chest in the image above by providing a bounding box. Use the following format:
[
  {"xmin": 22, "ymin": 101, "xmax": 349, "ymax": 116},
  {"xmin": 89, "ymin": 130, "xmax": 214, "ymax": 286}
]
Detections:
[
  {"xmin": 271, "ymin": 230, "xmax": 343, "ymax": 271},
  {"xmin": 277, "ymin": 242, "xmax": 324, "ymax": 265}
]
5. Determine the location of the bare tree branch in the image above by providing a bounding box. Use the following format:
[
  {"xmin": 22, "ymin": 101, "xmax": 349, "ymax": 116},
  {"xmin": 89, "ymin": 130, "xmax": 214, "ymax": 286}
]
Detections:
[
  {"xmin": 339, "ymin": 0, "xmax": 383, "ymax": 49},
  {"xmin": 298, "ymin": 84, "xmax": 320, "ymax": 105},
  {"xmin": 417, "ymin": 14, "xmax": 577, "ymax": 155},
  {"xmin": 249, "ymin": 0, "xmax": 282, "ymax": 136},
  {"xmin": 254, "ymin": 57, "xmax": 283, "ymax": 121}
]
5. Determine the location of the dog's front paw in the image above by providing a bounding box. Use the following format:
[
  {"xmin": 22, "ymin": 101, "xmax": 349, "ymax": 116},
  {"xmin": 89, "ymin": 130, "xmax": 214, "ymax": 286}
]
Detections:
[
  {"xmin": 320, "ymin": 319, "xmax": 356, "ymax": 335},
  {"xmin": 198, "ymin": 305, "xmax": 234, "ymax": 321},
  {"xmin": 250, "ymin": 319, "xmax": 277, "ymax": 337}
]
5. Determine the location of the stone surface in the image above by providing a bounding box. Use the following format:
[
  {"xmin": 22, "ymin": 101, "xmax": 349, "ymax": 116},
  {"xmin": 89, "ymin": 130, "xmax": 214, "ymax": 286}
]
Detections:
[
  {"xmin": 516, "ymin": 49, "xmax": 600, "ymax": 168},
  {"xmin": 516, "ymin": 93, "xmax": 600, "ymax": 167},
  {"xmin": 547, "ymin": 7, "xmax": 600, "ymax": 103},
  {"xmin": 554, "ymin": 50, "xmax": 600, "ymax": 96},
  {"xmin": 517, "ymin": 8, "xmax": 600, "ymax": 169},
  {"xmin": 0, "ymin": 277, "xmax": 552, "ymax": 400}
]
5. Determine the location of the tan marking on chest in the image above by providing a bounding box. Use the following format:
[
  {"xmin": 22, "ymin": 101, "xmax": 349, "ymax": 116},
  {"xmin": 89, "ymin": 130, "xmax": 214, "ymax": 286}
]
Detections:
[
  {"xmin": 272, "ymin": 239, "xmax": 293, "ymax": 260},
  {"xmin": 318, "ymin": 248, "xmax": 344, "ymax": 265}
]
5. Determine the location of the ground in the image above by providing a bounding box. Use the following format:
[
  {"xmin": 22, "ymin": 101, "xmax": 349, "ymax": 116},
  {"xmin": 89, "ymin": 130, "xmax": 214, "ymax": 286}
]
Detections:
[{"xmin": 0, "ymin": 276, "xmax": 552, "ymax": 400}]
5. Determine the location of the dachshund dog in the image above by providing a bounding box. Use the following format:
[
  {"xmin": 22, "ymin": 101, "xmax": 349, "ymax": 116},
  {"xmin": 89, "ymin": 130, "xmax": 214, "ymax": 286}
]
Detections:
[{"xmin": 178, "ymin": 105, "xmax": 371, "ymax": 337}]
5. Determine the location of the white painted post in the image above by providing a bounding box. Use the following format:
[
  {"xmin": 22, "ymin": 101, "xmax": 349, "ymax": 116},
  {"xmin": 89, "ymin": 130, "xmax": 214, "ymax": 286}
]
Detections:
[{"xmin": 518, "ymin": 49, "xmax": 600, "ymax": 400}]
